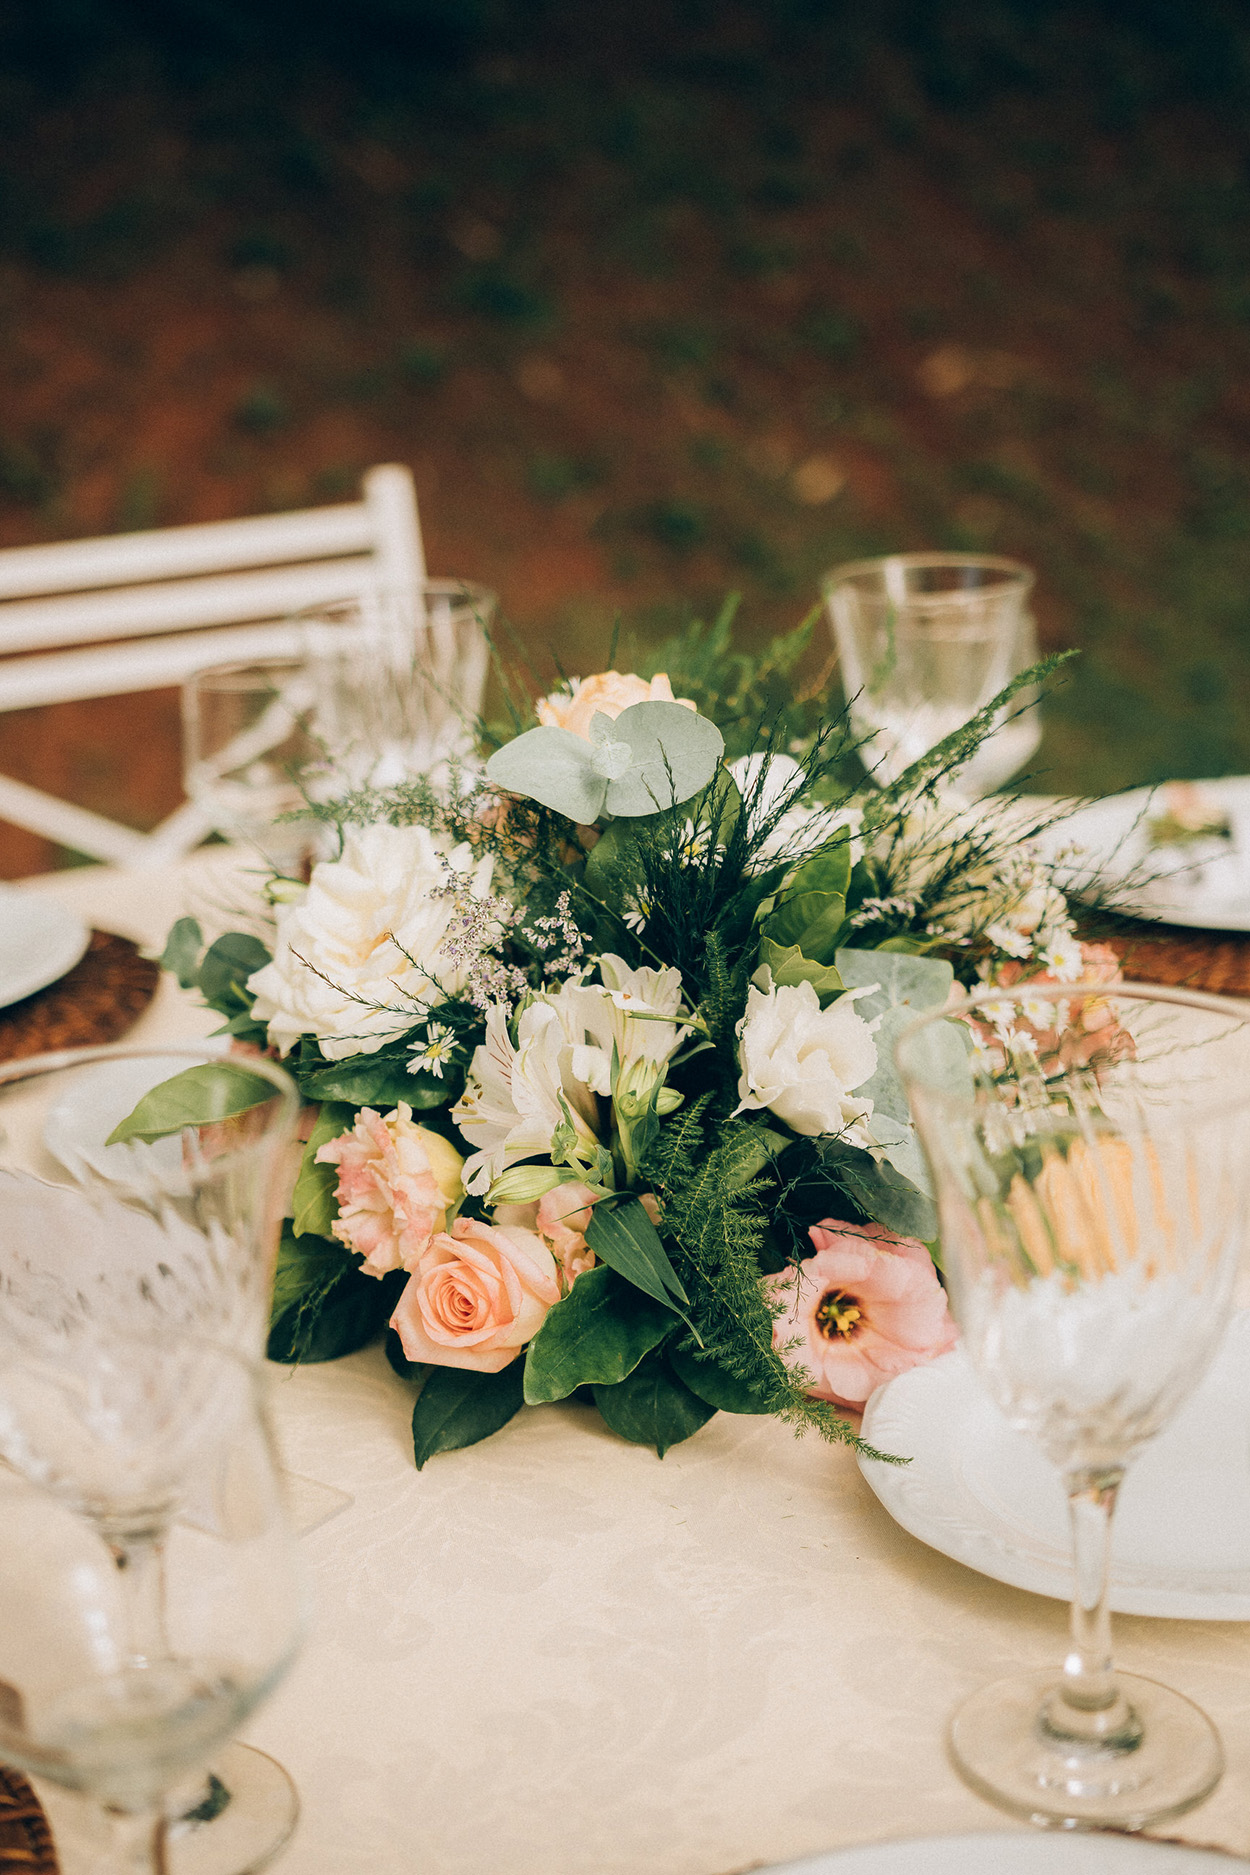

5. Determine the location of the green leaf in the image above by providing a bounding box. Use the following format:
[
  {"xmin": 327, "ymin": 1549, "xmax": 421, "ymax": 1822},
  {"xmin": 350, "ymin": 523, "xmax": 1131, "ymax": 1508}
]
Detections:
[
  {"xmin": 763, "ymin": 888, "xmax": 847, "ymax": 962},
  {"xmin": 592, "ymin": 1349, "xmax": 716, "ymax": 1455},
  {"xmin": 584, "ymin": 1198, "xmax": 689, "ymax": 1312},
  {"xmin": 786, "ymin": 838, "xmax": 853, "ymax": 903},
  {"xmin": 267, "ymin": 1225, "xmax": 400, "ymax": 1363},
  {"xmin": 105, "ymin": 1061, "xmax": 276, "ymax": 1146},
  {"xmin": 160, "ymin": 916, "xmax": 203, "ymax": 989},
  {"xmin": 301, "ymin": 1057, "xmax": 438, "ymax": 1110},
  {"xmin": 411, "ymin": 1360, "xmax": 526, "ymax": 1468},
  {"xmin": 668, "ymin": 1344, "xmax": 770, "ymax": 1414},
  {"xmin": 197, "ymin": 932, "xmax": 271, "ymax": 1012},
  {"xmin": 522, "ymin": 1267, "xmax": 674, "ymax": 1404},
  {"xmin": 757, "ymin": 938, "xmax": 846, "ymax": 1002},
  {"xmin": 818, "ymin": 1140, "xmax": 938, "ymax": 1242},
  {"xmin": 291, "ymin": 1102, "xmax": 355, "ymax": 1238}
]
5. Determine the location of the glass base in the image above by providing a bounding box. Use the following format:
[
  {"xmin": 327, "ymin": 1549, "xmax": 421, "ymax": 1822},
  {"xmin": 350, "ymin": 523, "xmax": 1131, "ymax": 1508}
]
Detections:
[
  {"xmin": 949, "ymin": 1668, "xmax": 1223, "ymax": 1831},
  {"xmin": 165, "ymin": 1743, "xmax": 299, "ymax": 1874}
]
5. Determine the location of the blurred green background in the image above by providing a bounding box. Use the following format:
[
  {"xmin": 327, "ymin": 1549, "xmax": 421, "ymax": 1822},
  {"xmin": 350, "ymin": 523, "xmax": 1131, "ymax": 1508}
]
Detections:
[{"xmin": 2, "ymin": 0, "xmax": 1250, "ymax": 869}]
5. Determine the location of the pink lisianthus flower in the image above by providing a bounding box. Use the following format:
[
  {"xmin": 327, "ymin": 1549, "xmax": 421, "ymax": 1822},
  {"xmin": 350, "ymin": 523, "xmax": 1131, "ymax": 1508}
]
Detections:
[
  {"xmin": 765, "ymin": 1221, "xmax": 957, "ymax": 1409},
  {"xmin": 535, "ymin": 670, "xmax": 696, "ymax": 740},
  {"xmin": 316, "ymin": 1104, "xmax": 464, "ymax": 1278},
  {"xmin": 390, "ymin": 1218, "xmax": 561, "ymax": 1373}
]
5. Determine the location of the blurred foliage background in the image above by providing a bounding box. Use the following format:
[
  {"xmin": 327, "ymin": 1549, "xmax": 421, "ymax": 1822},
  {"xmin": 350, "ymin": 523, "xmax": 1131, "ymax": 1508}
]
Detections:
[{"xmin": 2, "ymin": 0, "xmax": 1250, "ymax": 869}]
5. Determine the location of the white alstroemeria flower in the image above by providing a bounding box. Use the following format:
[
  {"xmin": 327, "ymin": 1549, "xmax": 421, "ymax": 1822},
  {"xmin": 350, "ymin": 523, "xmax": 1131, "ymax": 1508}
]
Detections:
[
  {"xmin": 729, "ymin": 753, "xmax": 864, "ymax": 872},
  {"xmin": 453, "ymin": 988, "xmax": 603, "ymax": 1195},
  {"xmin": 733, "ymin": 978, "xmax": 878, "ymax": 1144},
  {"xmin": 247, "ymin": 823, "xmax": 494, "ymax": 1060},
  {"xmin": 561, "ymin": 955, "xmax": 689, "ymax": 1098}
]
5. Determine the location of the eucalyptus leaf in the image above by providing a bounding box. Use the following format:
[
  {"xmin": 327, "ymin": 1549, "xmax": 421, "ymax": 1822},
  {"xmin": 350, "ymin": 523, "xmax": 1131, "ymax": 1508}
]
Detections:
[
  {"xmin": 411, "ymin": 1360, "xmax": 526, "ymax": 1469},
  {"xmin": 485, "ymin": 700, "xmax": 724, "ymax": 824},
  {"xmin": 291, "ymin": 1102, "xmax": 355, "ymax": 1239},
  {"xmin": 105, "ymin": 1061, "xmax": 277, "ymax": 1146},
  {"xmin": 160, "ymin": 916, "xmax": 203, "ymax": 990},
  {"xmin": 584, "ymin": 1199, "xmax": 689, "ymax": 1313},
  {"xmin": 523, "ymin": 1267, "xmax": 673, "ymax": 1404},
  {"xmin": 592, "ymin": 1349, "xmax": 716, "ymax": 1455},
  {"xmin": 668, "ymin": 1345, "xmax": 770, "ymax": 1414}
]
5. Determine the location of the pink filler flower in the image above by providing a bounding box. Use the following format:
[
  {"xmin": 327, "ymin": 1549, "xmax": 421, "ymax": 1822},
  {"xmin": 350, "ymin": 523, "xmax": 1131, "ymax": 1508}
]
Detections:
[
  {"xmin": 766, "ymin": 1220, "xmax": 957, "ymax": 1409},
  {"xmin": 316, "ymin": 1103, "xmax": 464, "ymax": 1277}
]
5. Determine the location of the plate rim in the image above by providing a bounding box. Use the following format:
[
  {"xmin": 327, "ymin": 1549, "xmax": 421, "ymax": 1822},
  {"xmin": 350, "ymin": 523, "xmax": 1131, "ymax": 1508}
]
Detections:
[
  {"xmin": 0, "ymin": 886, "xmax": 91, "ymax": 1009},
  {"xmin": 1036, "ymin": 776, "xmax": 1250, "ymax": 933},
  {"xmin": 755, "ymin": 1828, "xmax": 1239, "ymax": 1873},
  {"xmin": 857, "ymin": 1315, "xmax": 1250, "ymax": 1621}
]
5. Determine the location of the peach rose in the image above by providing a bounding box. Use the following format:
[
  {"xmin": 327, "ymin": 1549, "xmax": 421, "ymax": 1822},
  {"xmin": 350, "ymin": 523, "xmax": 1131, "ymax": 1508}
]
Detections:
[
  {"xmin": 765, "ymin": 1220, "xmax": 957, "ymax": 1409},
  {"xmin": 535, "ymin": 670, "xmax": 696, "ymax": 740},
  {"xmin": 316, "ymin": 1104, "xmax": 464, "ymax": 1278},
  {"xmin": 390, "ymin": 1217, "xmax": 561, "ymax": 1373}
]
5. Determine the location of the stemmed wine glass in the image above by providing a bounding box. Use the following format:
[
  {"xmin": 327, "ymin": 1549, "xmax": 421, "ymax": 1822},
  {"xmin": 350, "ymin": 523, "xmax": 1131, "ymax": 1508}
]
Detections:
[
  {"xmin": 0, "ymin": 1337, "xmax": 303, "ymax": 1875},
  {"xmin": 0, "ymin": 1044, "xmax": 301, "ymax": 1872},
  {"xmin": 896, "ymin": 980, "xmax": 1250, "ymax": 1830}
]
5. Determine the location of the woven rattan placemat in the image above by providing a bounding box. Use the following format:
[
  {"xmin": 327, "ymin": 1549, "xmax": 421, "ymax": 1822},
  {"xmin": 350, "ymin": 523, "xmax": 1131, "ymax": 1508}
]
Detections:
[
  {"xmin": 0, "ymin": 929, "xmax": 159, "ymax": 1063},
  {"xmin": 0, "ymin": 1766, "xmax": 57, "ymax": 1875},
  {"xmin": 1104, "ymin": 923, "xmax": 1250, "ymax": 998}
]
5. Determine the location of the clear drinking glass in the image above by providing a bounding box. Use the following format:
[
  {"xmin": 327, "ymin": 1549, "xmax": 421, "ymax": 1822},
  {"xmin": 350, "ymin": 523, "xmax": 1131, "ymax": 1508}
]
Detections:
[
  {"xmin": 0, "ymin": 1044, "xmax": 302, "ymax": 1873},
  {"xmin": 823, "ymin": 552, "xmax": 1041, "ymax": 794},
  {"xmin": 896, "ymin": 982, "xmax": 1250, "ymax": 1830},
  {"xmin": 0, "ymin": 1341, "xmax": 303, "ymax": 1875},
  {"xmin": 298, "ymin": 580, "xmax": 496, "ymax": 791},
  {"xmin": 182, "ymin": 659, "xmax": 322, "ymax": 874}
]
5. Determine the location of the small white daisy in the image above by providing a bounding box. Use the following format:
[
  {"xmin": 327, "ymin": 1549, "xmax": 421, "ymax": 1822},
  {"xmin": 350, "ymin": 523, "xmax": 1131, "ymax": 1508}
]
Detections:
[
  {"xmin": 407, "ymin": 1021, "xmax": 456, "ymax": 1079},
  {"xmin": 985, "ymin": 921, "xmax": 1032, "ymax": 961},
  {"xmin": 1042, "ymin": 933, "xmax": 1084, "ymax": 982}
]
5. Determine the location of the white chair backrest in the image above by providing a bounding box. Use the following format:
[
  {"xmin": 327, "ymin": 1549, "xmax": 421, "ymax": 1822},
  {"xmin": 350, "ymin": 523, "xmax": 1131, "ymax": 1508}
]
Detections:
[{"xmin": 0, "ymin": 464, "xmax": 426, "ymax": 869}]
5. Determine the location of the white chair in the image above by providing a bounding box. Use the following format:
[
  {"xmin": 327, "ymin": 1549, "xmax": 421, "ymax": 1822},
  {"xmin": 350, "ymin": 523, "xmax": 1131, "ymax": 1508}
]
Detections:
[{"xmin": 0, "ymin": 464, "xmax": 427, "ymax": 869}]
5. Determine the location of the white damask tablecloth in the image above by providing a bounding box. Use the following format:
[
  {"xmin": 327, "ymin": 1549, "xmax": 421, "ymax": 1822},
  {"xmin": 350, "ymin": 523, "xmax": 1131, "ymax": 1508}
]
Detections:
[{"xmin": 14, "ymin": 853, "xmax": 1250, "ymax": 1874}]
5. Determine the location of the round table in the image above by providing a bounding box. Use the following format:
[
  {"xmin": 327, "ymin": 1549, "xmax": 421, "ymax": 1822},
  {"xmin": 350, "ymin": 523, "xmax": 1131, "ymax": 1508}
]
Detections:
[{"xmin": 14, "ymin": 853, "xmax": 1250, "ymax": 1874}]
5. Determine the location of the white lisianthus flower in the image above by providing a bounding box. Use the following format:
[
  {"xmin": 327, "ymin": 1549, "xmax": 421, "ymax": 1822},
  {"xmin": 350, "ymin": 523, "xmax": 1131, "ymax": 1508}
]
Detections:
[
  {"xmin": 728, "ymin": 753, "xmax": 864, "ymax": 873},
  {"xmin": 247, "ymin": 823, "xmax": 494, "ymax": 1060},
  {"xmin": 734, "ymin": 978, "xmax": 878, "ymax": 1144}
]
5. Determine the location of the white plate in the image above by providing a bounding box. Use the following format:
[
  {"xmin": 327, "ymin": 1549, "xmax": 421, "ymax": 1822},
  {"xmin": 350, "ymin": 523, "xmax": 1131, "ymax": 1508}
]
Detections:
[
  {"xmin": 0, "ymin": 884, "xmax": 90, "ymax": 1008},
  {"xmin": 858, "ymin": 1312, "xmax": 1250, "ymax": 1619},
  {"xmin": 761, "ymin": 1833, "xmax": 1235, "ymax": 1873},
  {"xmin": 1036, "ymin": 778, "xmax": 1250, "ymax": 931},
  {"xmin": 43, "ymin": 1051, "xmax": 225, "ymax": 1184}
]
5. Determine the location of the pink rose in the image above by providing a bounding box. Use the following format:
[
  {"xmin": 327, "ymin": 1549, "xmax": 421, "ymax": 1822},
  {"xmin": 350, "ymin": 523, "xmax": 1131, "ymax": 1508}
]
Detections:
[
  {"xmin": 766, "ymin": 1221, "xmax": 957, "ymax": 1409},
  {"xmin": 535, "ymin": 670, "xmax": 696, "ymax": 740},
  {"xmin": 390, "ymin": 1218, "xmax": 561, "ymax": 1373},
  {"xmin": 316, "ymin": 1104, "xmax": 464, "ymax": 1277}
]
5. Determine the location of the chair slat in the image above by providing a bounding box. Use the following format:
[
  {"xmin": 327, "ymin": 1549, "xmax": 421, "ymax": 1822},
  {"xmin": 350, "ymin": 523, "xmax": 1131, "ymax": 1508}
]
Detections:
[
  {"xmin": 0, "ymin": 503, "xmax": 372, "ymax": 602},
  {"xmin": 0, "ymin": 621, "xmax": 311, "ymax": 710},
  {"xmin": 0, "ymin": 558, "xmax": 379, "ymax": 655}
]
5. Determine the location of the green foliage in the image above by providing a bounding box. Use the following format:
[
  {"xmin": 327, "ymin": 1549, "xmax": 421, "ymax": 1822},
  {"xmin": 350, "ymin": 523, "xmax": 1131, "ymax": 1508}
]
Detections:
[
  {"xmin": 411, "ymin": 1360, "xmax": 527, "ymax": 1469},
  {"xmin": 592, "ymin": 1348, "xmax": 715, "ymax": 1454},
  {"xmin": 634, "ymin": 597, "xmax": 830, "ymax": 758},
  {"xmin": 105, "ymin": 1060, "xmax": 277, "ymax": 1145},
  {"xmin": 523, "ymin": 1267, "xmax": 674, "ymax": 1403},
  {"xmin": 158, "ymin": 924, "xmax": 272, "ymax": 1044},
  {"xmin": 296, "ymin": 1048, "xmax": 452, "ymax": 1111},
  {"xmin": 485, "ymin": 699, "xmax": 725, "ymax": 822},
  {"xmin": 668, "ymin": 1343, "xmax": 770, "ymax": 1413},
  {"xmin": 583, "ymin": 1198, "xmax": 691, "ymax": 1317},
  {"xmin": 291, "ymin": 1102, "xmax": 354, "ymax": 1238},
  {"xmin": 267, "ymin": 1225, "xmax": 401, "ymax": 1364}
]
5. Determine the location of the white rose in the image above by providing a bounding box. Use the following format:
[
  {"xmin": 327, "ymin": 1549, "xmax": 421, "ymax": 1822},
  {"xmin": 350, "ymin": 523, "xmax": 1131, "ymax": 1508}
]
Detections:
[
  {"xmin": 248, "ymin": 823, "xmax": 494, "ymax": 1059},
  {"xmin": 733, "ymin": 978, "xmax": 878, "ymax": 1144}
]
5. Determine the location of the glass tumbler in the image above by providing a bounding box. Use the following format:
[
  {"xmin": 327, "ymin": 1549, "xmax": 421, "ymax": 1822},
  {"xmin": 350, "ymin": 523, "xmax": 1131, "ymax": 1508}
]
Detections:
[
  {"xmin": 896, "ymin": 981, "xmax": 1250, "ymax": 1830},
  {"xmin": 182, "ymin": 658, "xmax": 322, "ymax": 875},
  {"xmin": 823, "ymin": 552, "xmax": 1040, "ymax": 794}
]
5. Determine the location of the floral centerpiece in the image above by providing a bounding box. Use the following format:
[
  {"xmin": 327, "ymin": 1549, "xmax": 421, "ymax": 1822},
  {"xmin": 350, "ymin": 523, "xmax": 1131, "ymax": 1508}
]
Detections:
[{"xmin": 115, "ymin": 611, "xmax": 1098, "ymax": 1467}]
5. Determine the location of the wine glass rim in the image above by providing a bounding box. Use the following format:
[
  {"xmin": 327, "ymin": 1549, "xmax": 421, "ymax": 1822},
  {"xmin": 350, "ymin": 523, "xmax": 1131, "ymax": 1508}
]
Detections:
[
  {"xmin": 0, "ymin": 1041, "xmax": 299, "ymax": 1130},
  {"xmin": 823, "ymin": 550, "xmax": 1035, "ymax": 595},
  {"xmin": 895, "ymin": 976, "xmax": 1250, "ymax": 1105}
]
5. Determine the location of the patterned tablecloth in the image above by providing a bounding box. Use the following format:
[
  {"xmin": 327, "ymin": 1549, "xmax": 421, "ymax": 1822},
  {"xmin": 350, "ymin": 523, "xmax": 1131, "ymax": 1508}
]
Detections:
[{"xmin": 13, "ymin": 853, "xmax": 1250, "ymax": 1875}]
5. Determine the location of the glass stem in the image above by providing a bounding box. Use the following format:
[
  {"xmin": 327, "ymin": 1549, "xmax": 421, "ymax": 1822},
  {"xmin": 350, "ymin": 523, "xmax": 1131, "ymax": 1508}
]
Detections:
[
  {"xmin": 1041, "ymin": 1463, "xmax": 1142, "ymax": 1751},
  {"xmin": 109, "ymin": 1807, "xmax": 170, "ymax": 1875},
  {"xmin": 105, "ymin": 1525, "xmax": 171, "ymax": 1671}
]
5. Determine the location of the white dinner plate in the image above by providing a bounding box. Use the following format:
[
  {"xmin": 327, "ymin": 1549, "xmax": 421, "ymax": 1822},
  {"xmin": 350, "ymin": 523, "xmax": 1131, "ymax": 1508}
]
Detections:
[
  {"xmin": 0, "ymin": 884, "xmax": 90, "ymax": 1008},
  {"xmin": 760, "ymin": 1833, "xmax": 1235, "ymax": 1873},
  {"xmin": 858, "ymin": 1312, "xmax": 1250, "ymax": 1619},
  {"xmin": 1036, "ymin": 777, "xmax": 1250, "ymax": 931}
]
